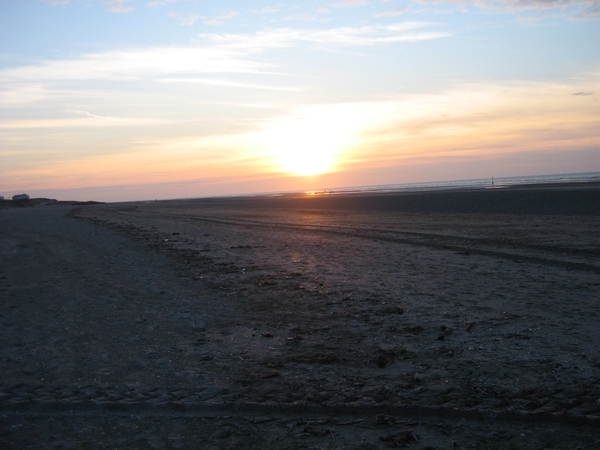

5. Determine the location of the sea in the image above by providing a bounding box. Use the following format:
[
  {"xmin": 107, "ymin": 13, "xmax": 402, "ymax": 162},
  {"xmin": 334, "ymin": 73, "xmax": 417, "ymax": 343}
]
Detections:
[{"xmin": 312, "ymin": 171, "xmax": 600, "ymax": 196}]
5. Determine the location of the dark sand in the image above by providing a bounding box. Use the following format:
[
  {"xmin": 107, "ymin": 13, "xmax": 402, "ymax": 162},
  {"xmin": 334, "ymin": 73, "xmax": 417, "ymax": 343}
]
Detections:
[{"xmin": 1, "ymin": 184, "xmax": 599, "ymax": 449}]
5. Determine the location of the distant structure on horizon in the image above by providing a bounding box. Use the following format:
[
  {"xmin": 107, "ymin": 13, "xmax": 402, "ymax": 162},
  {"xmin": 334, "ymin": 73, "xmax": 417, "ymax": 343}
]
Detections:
[{"xmin": 12, "ymin": 194, "xmax": 30, "ymax": 201}]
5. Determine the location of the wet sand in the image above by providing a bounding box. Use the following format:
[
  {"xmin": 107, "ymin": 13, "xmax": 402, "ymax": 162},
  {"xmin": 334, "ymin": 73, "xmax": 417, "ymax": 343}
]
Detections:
[{"xmin": 1, "ymin": 184, "xmax": 599, "ymax": 449}]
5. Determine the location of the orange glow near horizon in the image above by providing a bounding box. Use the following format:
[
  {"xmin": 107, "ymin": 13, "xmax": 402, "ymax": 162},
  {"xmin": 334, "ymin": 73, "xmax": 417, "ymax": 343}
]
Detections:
[{"xmin": 2, "ymin": 79, "xmax": 599, "ymax": 200}]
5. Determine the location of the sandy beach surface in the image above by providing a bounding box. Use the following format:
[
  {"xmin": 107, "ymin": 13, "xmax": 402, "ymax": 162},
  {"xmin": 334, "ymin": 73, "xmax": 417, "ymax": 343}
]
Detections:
[{"xmin": 1, "ymin": 184, "xmax": 599, "ymax": 449}]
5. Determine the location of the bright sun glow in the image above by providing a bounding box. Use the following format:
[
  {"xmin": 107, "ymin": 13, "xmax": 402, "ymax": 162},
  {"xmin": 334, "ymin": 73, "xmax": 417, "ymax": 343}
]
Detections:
[{"xmin": 263, "ymin": 112, "xmax": 354, "ymax": 176}]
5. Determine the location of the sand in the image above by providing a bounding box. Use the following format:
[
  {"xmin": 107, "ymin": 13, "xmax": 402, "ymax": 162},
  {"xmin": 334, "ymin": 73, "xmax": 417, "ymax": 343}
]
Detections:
[{"xmin": 1, "ymin": 184, "xmax": 599, "ymax": 449}]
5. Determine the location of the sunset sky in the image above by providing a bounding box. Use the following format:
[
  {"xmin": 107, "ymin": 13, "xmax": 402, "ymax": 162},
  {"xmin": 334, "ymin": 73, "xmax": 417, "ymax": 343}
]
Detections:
[{"xmin": 1, "ymin": 0, "xmax": 599, "ymax": 201}]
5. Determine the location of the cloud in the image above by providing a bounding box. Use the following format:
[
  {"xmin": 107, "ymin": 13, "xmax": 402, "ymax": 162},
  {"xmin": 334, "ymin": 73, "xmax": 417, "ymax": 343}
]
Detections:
[
  {"xmin": 105, "ymin": 0, "xmax": 134, "ymax": 13},
  {"xmin": 0, "ymin": 47, "xmax": 270, "ymax": 84},
  {"xmin": 0, "ymin": 116, "xmax": 167, "ymax": 130},
  {"xmin": 201, "ymin": 22, "xmax": 449, "ymax": 49},
  {"xmin": 67, "ymin": 109, "xmax": 128, "ymax": 121},
  {"xmin": 417, "ymin": 0, "xmax": 600, "ymax": 19},
  {"xmin": 0, "ymin": 85, "xmax": 49, "ymax": 106},
  {"xmin": 331, "ymin": 0, "xmax": 369, "ymax": 7},
  {"xmin": 168, "ymin": 12, "xmax": 202, "ymax": 26},
  {"xmin": 0, "ymin": 21, "xmax": 441, "ymax": 90},
  {"xmin": 157, "ymin": 78, "xmax": 300, "ymax": 91},
  {"xmin": 254, "ymin": 7, "xmax": 281, "ymax": 14},
  {"xmin": 282, "ymin": 13, "xmax": 324, "ymax": 22},
  {"xmin": 146, "ymin": 0, "xmax": 177, "ymax": 7},
  {"xmin": 579, "ymin": 2, "xmax": 600, "ymax": 18},
  {"xmin": 168, "ymin": 11, "xmax": 238, "ymax": 26},
  {"xmin": 375, "ymin": 10, "xmax": 407, "ymax": 17},
  {"xmin": 572, "ymin": 91, "xmax": 598, "ymax": 100},
  {"xmin": 299, "ymin": 80, "xmax": 600, "ymax": 172},
  {"xmin": 203, "ymin": 11, "xmax": 239, "ymax": 25},
  {"xmin": 424, "ymin": 0, "xmax": 597, "ymax": 10}
]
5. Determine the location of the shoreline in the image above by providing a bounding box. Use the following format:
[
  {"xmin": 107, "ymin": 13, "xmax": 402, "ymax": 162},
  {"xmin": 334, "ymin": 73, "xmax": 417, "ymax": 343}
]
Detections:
[
  {"xmin": 149, "ymin": 180, "xmax": 600, "ymax": 216},
  {"xmin": 307, "ymin": 178, "xmax": 600, "ymax": 196}
]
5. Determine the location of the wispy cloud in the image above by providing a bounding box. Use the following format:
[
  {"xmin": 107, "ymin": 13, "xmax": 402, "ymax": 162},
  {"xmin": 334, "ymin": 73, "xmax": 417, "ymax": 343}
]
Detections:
[
  {"xmin": 3, "ymin": 21, "xmax": 436, "ymax": 93},
  {"xmin": 375, "ymin": 9, "xmax": 408, "ymax": 17},
  {"xmin": 418, "ymin": 0, "xmax": 600, "ymax": 20},
  {"xmin": 42, "ymin": 0, "xmax": 70, "ymax": 5},
  {"xmin": 67, "ymin": 109, "xmax": 127, "ymax": 121},
  {"xmin": 201, "ymin": 22, "xmax": 449, "ymax": 49},
  {"xmin": 282, "ymin": 13, "xmax": 325, "ymax": 22},
  {"xmin": 253, "ymin": 6, "xmax": 281, "ymax": 14},
  {"xmin": 168, "ymin": 10, "xmax": 239, "ymax": 26},
  {"xmin": 0, "ymin": 116, "xmax": 167, "ymax": 130},
  {"xmin": 331, "ymin": 0, "xmax": 370, "ymax": 7},
  {"xmin": 317, "ymin": 80, "xmax": 600, "ymax": 170},
  {"xmin": 572, "ymin": 91, "xmax": 598, "ymax": 100},
  {"xmin": 203, "ymin": 11, "xmax": 239, "ymax": 25},
  {"xmin": 0, "ymin": 47, "xmax": 270, "ymax": 84},
  {"xmin": 146, "ymin": 0, "xmax": 177, "ymax": 7},
  {"xmin": 0, "ymin": 24, "xmax": 445, "ymax": 85},
  {"xmin": 168, "ymin": 11, "xmax": 202, "ymax": 26},
  {"xmin": 423, "ymin": 0, "xmax": 597, "ymax": 10},
  {"xmin": 157, "ymin": 78, "xmax": 300, "ymax": 91},
  {"xmin": 0, "ymin": 85, "xmax": 49, "ymax": 106},
  {"xmin": 105, "ymin": 0, "xmax": 134, "ymax": 13}
]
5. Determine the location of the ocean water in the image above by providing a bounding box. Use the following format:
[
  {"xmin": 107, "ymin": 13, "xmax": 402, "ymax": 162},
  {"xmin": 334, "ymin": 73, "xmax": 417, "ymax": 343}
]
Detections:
[{"xmin": 319, "ymin": 172, "xmax": 600, "ymax": 195}]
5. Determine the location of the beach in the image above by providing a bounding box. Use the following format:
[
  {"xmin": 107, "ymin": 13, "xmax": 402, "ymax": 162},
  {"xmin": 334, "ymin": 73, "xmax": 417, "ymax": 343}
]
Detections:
[{"xmin": 1, "ymin": 183, "xmax": 599, "ymax": 449}]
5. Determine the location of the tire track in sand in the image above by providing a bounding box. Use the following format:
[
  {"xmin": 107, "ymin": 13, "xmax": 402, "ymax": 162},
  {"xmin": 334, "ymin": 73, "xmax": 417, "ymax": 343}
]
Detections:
[{"xmin": 118, "ymin": 211, "xmax": 600, "ymax": 274}]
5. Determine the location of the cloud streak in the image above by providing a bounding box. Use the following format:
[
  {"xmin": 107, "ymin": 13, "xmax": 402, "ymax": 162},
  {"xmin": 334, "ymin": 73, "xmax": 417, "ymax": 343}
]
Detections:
[
  {"xmin": 419, "ymin": 0, "xmax": 600, "ymax": 19},
  {"xmin": 0, "ymin": 117, "xmax": 167, "ymax": 130},
  {"xmin": 331, "ymin": 0, "xmax": 370, "ymax": 8},
  {"xmin": 203, "ymin": 11, "xmax": 239, "ymax": 25},
  {"xmin": 105, "ymin": 0, "xmax": 134, "ymax": 13},
  {"xmin": 201, "ymin": 22, "xmax": 449, "ymax": 49},
  {"xmin": 375, "ymin": 10, "xmax": 407, "ymax": 17},
  {"xmin": 157, "ymin": 78, "xmax": 300, "ymax": 91},
  {"xmin": 0, "ymin": 22, "xmax": 447, "ymax": 86},
  {"xmin": 168, "ymin": 10, "xmax": 239, "ymax": 26},
  {"xmin": 168, "ymin": 12, "xmax": 202, "ymax": 26},
  {"xmin": 146, "ymin": 0, "xmax": 177, "ymax": 7},
  {"xmin": 0, "ymin": 47, "xmax": 270, "ymax": 83}
]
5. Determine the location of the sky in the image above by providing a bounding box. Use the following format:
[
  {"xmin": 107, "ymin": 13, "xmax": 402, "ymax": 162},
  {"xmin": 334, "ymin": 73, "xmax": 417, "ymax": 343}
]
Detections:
[{"xmin": 1, "ymin": 0, "xmax": 599, "ymax": 201}]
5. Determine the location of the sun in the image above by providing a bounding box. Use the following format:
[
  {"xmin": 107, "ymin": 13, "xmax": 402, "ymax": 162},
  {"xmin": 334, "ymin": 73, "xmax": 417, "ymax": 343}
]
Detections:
[{"xmin": 263, "ymin": 113, "xmax": 352, "ymax": 177}]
